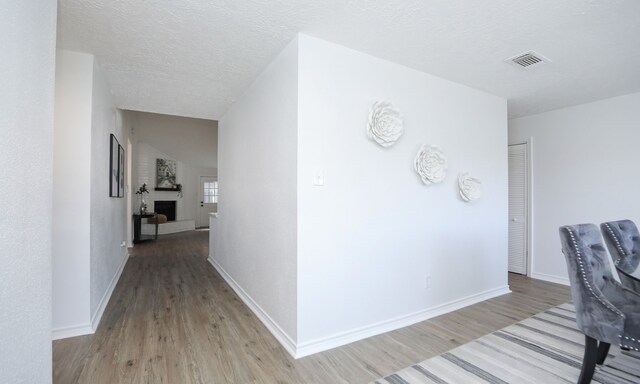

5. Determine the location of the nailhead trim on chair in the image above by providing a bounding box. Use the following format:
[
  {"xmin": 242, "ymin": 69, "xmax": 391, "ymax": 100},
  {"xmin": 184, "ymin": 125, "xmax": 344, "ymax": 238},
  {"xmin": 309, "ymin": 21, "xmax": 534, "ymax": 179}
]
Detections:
[
  {"xmin": 621, "ymin": 337, "xmax": 640, "ymax": 351},
  {"xmin": 621, "ymin": 336, "xmax": 640, "ymax": 351},
  {"xmin": 603, "ymin": 223, "xmax": 627, "ymax": 266},
  {"xmin": 565, "ymin": 227, "xmax": 624, "ymax": 317}
]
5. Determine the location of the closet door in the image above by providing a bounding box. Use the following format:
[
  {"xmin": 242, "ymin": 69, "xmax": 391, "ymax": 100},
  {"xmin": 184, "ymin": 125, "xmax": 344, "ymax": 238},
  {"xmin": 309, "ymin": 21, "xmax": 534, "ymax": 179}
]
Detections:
[{"xmin": 508, "ymin": 143, "xmax": 528, "ymax": 275}]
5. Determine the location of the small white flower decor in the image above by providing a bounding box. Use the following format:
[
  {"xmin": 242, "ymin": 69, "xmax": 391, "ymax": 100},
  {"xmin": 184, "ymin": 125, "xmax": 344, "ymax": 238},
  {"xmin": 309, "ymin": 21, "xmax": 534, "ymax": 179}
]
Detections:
[
  {"xmin": 458, "ymin": 172, "xmax": 482, "ymax": 202},
  {"xmin": 414, "ymin": 145, "xmax": 447, "ymax": 185},
  {"xmin": 367, "ymin": 101, "xmax": 404, "ymax": 147}
]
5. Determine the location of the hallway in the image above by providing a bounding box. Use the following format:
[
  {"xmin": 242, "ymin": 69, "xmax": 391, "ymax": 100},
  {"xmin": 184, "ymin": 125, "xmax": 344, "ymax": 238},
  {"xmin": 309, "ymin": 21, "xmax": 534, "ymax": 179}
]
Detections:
[
  {"xmin": 53, "ymin": 230, "xmax": 302, "ymax": 383},
  {"xmin": 53, "ymin": 231, "xmax": 570, "ymax": 383}
]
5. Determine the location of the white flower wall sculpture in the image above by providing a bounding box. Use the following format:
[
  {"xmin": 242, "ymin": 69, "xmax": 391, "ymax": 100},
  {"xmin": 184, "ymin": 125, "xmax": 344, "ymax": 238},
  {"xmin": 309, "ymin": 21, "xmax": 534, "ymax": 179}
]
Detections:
[
  {"xmin": 458, "ymin": 172, "xmax": 482, "ymax": 202},
  {"xmin": 367, "ymin": 101, "xmax": 404, "ymax": 147},
  {"xmin": 414, "ymin": 145, "xmax": 447, "ymax": 185}
]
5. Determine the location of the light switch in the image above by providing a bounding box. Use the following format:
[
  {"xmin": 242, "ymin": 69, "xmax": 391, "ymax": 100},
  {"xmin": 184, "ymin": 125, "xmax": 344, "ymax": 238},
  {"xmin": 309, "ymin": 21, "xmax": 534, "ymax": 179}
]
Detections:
[{"xmin": 313, "ymin": 169, "xmax": 324, "ymax": 186}]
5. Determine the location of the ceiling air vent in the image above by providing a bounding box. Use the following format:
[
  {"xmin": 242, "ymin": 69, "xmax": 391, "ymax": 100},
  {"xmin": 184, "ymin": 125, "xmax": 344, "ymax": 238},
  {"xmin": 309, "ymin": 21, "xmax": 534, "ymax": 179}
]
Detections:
[{"xmin": 506, "ymin": 51, "xmax": 550, "ymax": 69}]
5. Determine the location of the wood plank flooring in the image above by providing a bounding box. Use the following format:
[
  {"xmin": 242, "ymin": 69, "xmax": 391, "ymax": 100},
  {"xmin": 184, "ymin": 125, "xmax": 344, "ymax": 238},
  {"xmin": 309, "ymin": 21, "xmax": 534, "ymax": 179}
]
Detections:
[{"xmin": 53, "ymin": 230, "xmax": 571, "ymax": 383}]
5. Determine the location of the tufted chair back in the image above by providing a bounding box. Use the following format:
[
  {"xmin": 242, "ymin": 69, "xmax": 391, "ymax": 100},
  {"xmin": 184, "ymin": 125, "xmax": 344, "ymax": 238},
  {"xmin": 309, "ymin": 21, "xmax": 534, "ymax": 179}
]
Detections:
[
  {"xmin": 558, "ymin": 224, "xmax": 624, "ymax": 344},
  {"xmin": 600, "ymin": 219, "xmax": 640, "ymax": 262}
]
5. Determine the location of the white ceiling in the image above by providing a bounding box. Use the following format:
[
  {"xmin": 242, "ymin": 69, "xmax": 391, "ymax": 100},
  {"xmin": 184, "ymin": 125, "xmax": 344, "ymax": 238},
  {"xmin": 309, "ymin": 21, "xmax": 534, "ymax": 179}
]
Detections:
[{"xmin": 57, "ymin": 0, "xmax": 640, "ymax": 120}]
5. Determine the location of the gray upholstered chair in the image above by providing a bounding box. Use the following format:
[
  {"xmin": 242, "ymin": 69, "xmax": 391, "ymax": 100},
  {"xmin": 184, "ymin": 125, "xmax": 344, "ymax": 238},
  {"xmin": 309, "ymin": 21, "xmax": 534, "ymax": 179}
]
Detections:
[
  {"xmin": 601, "ymin": 220, "xmax": 640, "ymax": 293},
  {"xmin": 559, "ymin": 224, "xmax": 640, "ymax": 384}
]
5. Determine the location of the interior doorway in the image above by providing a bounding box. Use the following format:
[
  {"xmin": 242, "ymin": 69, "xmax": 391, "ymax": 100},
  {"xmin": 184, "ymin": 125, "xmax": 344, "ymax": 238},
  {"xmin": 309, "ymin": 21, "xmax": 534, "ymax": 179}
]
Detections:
[
  {"xmin": 197, "ymin": 176, "xmax": 218, "ymax": 228},
  {"xmin": 508, "ymin": 143, "xmax": 529, "ymax": 275}
]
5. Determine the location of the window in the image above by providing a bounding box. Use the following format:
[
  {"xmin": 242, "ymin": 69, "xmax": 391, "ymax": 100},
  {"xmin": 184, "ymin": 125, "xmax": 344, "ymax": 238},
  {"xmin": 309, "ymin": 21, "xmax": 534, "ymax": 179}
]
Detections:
[{"xmin": 203, "ymin": 181, "xmax": 218, "ymax": 203}]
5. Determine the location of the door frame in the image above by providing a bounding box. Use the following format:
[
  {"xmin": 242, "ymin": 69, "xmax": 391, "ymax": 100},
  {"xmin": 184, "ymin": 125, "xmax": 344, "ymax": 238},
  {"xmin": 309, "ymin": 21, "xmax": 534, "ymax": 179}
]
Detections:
[
  {"xmin": 508, "ymin": 138, "xmax": 533, "ymax": 277},
  {"xmin": 126, "ymin": 137, "xmax": 133, "ymax": 247}
]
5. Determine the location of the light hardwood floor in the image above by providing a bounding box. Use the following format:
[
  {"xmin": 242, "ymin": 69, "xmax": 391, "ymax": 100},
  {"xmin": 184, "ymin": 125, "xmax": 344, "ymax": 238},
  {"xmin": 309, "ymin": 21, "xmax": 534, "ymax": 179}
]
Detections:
[{"xmin": 53, "ymin": 230, "xmax": 571, "ymax": 383}]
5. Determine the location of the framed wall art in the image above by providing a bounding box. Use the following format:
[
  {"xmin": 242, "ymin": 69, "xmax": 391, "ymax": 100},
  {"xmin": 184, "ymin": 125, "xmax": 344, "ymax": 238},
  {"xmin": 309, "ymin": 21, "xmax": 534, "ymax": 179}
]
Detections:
[
  {"xmin": 109, "ymin": 134, "xmax": 119, "ymax": 197},
  {"xmin": 118, "ymin": 144, "xmax": 125, "ymax": 197},
  {"xmin": 156, "ymin": 158, "xmax": 178, "ymax": 190}
]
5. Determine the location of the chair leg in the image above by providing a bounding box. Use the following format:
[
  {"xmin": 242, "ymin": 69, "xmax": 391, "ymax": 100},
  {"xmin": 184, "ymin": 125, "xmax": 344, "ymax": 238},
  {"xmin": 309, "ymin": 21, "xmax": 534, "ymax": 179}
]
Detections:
[
  {"xmin": 579, "ymin": 335, "xmax": 599, "ymax": 384},
  {"xmin": 596, "ymin": 341, "xmax": 610, "ymax": 365}
]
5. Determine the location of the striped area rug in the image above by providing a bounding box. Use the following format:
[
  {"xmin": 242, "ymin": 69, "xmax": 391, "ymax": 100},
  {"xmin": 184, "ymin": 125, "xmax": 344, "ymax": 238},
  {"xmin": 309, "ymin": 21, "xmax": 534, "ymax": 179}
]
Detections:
[{"xmin": 372, "ymin": 303, "xmax": 640, "ymax": 384}]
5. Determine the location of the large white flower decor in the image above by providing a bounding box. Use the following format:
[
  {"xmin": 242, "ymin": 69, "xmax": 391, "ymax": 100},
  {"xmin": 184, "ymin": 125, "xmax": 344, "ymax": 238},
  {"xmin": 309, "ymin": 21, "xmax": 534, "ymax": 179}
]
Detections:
[
  {"xmin": 414, "ymin": 145, "xmax": 447, "ymax": 185},
  {"xmin": 367, "ymin": 101, "xmax": 404, "ymax": 147},
  {"xmin": 458, "ymin": 172, "xmax": 482, "ymax": 202}
]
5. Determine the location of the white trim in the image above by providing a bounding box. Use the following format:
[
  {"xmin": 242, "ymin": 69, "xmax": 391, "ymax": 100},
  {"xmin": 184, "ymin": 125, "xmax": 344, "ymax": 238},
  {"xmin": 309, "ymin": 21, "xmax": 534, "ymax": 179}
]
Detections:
[
  {"xmin": 90, "ymin": 252, "xmax": 130, "ymax": 331},
  {"xmin": 526, "ymin": 137, "xmax": 534, "ymax": 277},
  {"xmin": 52, "ymin": 323, "xmax": 93, "ymax": 340},
  {"xmin": 207, "ymin": 255, "xmax": 511, "ymax": 359},
  {"xmin": 126, "ymin": 137, "xmax": 133, "ymax": 248},
  {"xmin": 294, "ymin": 285, "xmax": 511, "ymax": 358},
  {"xmin": 530, "ymin": 272, "xmax": 570, "ymax": 286},
  {"xmin": 207, "ymin": 255, "xmax": 298, "ymax": 357},
  {"xmin": 52, "ymin": 253, "xmax": 129, "ymax": 340}
]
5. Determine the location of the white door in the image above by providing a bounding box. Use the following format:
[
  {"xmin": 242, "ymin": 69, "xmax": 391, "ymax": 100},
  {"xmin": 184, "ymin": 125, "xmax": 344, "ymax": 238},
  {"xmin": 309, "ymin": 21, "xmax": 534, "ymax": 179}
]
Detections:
[
  {"xmin": 508, "ymin": 143, "xmax": 529, "ymax": 275},
  {"xmin": 197, "ymin": 176, "xmax": 218, "ymax": 228}
]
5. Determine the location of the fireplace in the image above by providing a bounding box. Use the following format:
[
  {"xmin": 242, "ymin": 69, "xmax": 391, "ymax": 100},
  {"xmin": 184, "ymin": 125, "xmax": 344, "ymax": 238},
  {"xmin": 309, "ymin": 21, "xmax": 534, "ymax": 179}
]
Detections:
[{"xmin": 154, "ymin": 200, "xmax": 176, "ymax": 222}]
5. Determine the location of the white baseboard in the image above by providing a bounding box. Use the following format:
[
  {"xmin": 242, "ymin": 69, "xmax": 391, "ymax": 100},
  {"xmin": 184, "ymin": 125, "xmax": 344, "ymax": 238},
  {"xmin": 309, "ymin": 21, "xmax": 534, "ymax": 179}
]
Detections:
[
  {"xmin": 52, "ymin": 253, "xmax": 129, "ymax": 341},
  {"xmin": 530, "ymin": 272, "xmax": 570, "ymax": 286},
  {"xmin": 205, "ymin": 256, "xmax": 512, "ymax": 360},
  {"xmin": 295, "ymin": 285, "xmax": 512, "ymax": 358},
  {"xmin": 52, "ymin": 323, "xmax": 94, "ymax": 340},
  {"xmin": 207, "ymin": 255, "xmax": 298, "ymax": 357},
  {"xmin": 90, "ymin": 252, "xmax": 130, "ymax": 331}
]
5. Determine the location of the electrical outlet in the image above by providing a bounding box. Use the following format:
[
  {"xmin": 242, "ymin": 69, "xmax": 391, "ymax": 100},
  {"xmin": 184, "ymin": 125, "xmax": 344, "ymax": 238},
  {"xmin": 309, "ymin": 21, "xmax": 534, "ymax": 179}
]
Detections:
[
  {"xmin": 425, "ymin": 275, "xmax": 432, "ymax": 290},
  {"xmin": 120, "ymin": 240, "xmax": 126, "ymax": 247}
]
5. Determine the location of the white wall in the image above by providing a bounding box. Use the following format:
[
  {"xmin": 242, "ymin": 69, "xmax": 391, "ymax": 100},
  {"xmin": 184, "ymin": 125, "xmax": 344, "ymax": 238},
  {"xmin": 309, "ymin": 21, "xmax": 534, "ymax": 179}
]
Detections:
[
  {"xmin": 90, "ymin": 62, "xmax": 129, "ymax": 326},
  {"xmin": 53, "ymin": 50, "xmax": 129, "ymax": 338},
  {"xmin": 509, "ymin": 92, "xmax": 640, "ymax": 284},
  {"xmin": 53, "ymin": 50, "xmax": 93, "ymax": 335},
  {"xmin": 212, "ymin": 34, "xmax": 508, "ymax": 357},
  {"xmin": 131, "ymin": 111, "xmax": 217, "ymax": 169},
  {"xmin": 296, "ymin": 35, "xmax": 509, "ymax": 351},
  {"xmin": 214, "ymin": 38, "xmax": 299, "ymax": 344},
  {"xmin": 0, "ymin": 2, "xmax": 56, "ymax": 382}
]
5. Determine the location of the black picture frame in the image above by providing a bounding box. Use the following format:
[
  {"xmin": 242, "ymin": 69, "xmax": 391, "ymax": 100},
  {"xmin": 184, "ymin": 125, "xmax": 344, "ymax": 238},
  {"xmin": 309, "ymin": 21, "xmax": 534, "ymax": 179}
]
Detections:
[
  {"xmin": 109, "ymin": 134, "xmax": 119, "ymax": 197},
  {"xmin": 118, "ymin": 144, "xmax": 125, "ymax": 197}
]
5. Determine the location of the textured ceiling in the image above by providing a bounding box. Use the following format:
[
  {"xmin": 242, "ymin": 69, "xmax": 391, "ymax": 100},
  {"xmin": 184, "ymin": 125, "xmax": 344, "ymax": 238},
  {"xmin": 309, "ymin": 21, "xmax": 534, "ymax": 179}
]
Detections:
[{"xmin": 57, "ymin": 0, "xmax": 640, "ymax": 119}]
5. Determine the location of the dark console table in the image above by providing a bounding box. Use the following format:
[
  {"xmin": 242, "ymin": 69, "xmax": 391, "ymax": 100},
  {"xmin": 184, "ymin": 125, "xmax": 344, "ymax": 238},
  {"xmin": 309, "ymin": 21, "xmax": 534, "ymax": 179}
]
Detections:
[{"xmin": 133, "ymin": 213, "xmax": 158, "ymax": 244}]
